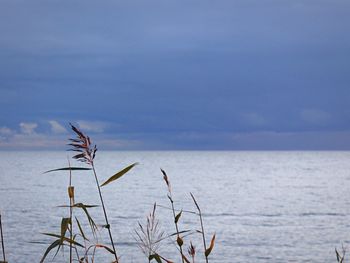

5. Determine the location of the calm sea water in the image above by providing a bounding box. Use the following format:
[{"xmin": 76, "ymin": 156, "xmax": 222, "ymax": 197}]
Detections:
[{"xmin": 0, "ymin": 151, "xmax": 350, "ymax": 263}]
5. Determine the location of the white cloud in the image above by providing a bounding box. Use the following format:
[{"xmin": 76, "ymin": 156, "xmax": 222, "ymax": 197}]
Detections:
[
  {"xmin": 0, "ymin": 133, "xmax": 66, "ymax": 149},
  {"xmin": 49, "ymin": 120, "xmax": 67, "ymax": 134},
  {"xmin": 19, "ymin": 122, "xmax": 38, "ymax": 134},
  {"xmin": 0, "ymin": 120, "xmax": 137, "ymax": 149},
  {"xmin": 0, "ymin": 126, "xmax": 13, "ymax": 135},
  {"xmin": 77, "ymin": 120, "xmax": 108, "ymax": 133}
]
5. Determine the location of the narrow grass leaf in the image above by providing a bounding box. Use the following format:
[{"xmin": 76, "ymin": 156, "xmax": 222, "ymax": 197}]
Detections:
[
  {"xmin": 205, "ymin": 234, "xmax": 216, "ymax": 257},
  {"xmin": 73, "ymin": 203, "xmax": 98, "ymax": 236},
  {"xmin": 57, "ymin": 204, "xmax": 98, "ymax": 208},
  {"xmin": 73, "ymin": 203, "xmax": 98, "ymax": 208},
  {"xmin": 149, "ymin": 254, "xmax": 162, "ymax": 263},
  {"xmin": 95, "ymin": 244, "xmax": 116, "ymax": 254},
  {"xmin": 100, "ymin": 163, "xmax": 138, "ymax": 187},
  {"xmin": 336, "ymin": 249, "xmax": 340, "ymax": 262},
  {"xmin": 190, "ymin": 193, "xmax": 200, "ymax": 212},
  {"xmin": 44, "ymin": 167, "xmax": 91, "ymax": 173},
  {"xmin": 41, "ymin": 233, "xmax": 84, "ymax": 247},
  {"xmin": 175, "ymin": 210, "xmax": 182, "ymax": 224},
  {"xmin": 39, "ymin": 239, "xmax": 61, "ymax": 263},
  {"xmin": 164, "ymin": 230, "xmax": 191, "ymax": 240},
  {"xmin": 157, "ymin": 255, "xmax": 174, "ymax": 263},
  {"xmin": 182, "ymin": 254, "xmax": 191, "ymax": 263},
  {"xmin": 60, "ymin": 218, "xmax": 70, "ymax": 242},
  {"xmin": 75, "ymin": 217, "xmax": 89, "ymax": 241}
]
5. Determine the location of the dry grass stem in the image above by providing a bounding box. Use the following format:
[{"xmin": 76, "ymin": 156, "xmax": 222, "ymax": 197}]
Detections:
[
  {"xmin": 161, "ymin": 169, "xmax": 186, "ymax": 263},
  {"xmin": 0, "ymin": 212, "xmax": 6, "ymax": 263}
]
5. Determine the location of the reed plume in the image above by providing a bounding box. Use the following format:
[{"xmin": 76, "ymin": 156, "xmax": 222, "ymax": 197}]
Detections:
[
  {"xmin": 69, "ymin": 123, "xmax": 119, "ymax": 263},
  {"xmin": 187, "ymin": 242, "xmax": 196, "ymax": 263},
  {"xmin": 135, "ymin": 203, "xmax": 165, "ymax": 262},
  {"xmin": 335, "ymin": 245, "xmax": 346, "ymax": 263}
]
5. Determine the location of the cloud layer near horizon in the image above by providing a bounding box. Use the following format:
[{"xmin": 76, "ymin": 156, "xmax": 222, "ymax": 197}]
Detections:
[{"xmin": 0, "ymin": 0, "xmax": 349, "ymax": 150}]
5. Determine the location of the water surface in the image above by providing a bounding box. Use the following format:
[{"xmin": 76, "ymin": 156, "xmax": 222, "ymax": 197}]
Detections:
[{"xmin": 0, "ymin": 151, "xmax": 349, "ymax": 262}]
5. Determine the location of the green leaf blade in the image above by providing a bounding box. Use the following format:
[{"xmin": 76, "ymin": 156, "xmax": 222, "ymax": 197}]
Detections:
[
  {"xmin": 75, "ymin": 217, "xmax": 89, "ymax": 241},
  {"xmin": 39, "ymin": 239, "xmax": 61, "ymax": 263},
  {"xmin": 175, "ymin": 210, "xmax": 182, "ymax": 224},
  {"xmin": 41, "ymin": 233, "xmax": 84, "ymax": 248},
  {"xmin": 149, "ymin": 254, "xmax": 162, "ymax": 263},
  {"xmin": 100, "ymin": 163, "xmax": 138, "ymax": 187},
  {"xmin": 60, "ymin": 218, "xmax": 70, "ymax": 243},
  {"xmin": 205, "ymin": 233, "xmax": 216, "ymax": 257},
  {"xmin": 44, "ymin": 167, "xmax": 91, "ymax": 174}
]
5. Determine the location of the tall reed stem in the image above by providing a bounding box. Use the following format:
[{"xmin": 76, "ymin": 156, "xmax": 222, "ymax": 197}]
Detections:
[
  {"xmin": 68, "ymin": 159, "xmax": 73, "ymax": 263},
  {"xmin": 69, "ymin": 123, "xmax": 119, "ymax": 262},
  {"xmin": 190, "ymin": 193, "xmax": 208, "ymax": 263},
  {"xmin": 92, "ymin": 164, "xmax": 119, "ymax": 263},
  {"xmin": 169, "ymin": 195, "xmax": 185, "ymax": 263},
  {"xmin": 0, "ymin": 212, "xmax": 6, "ymax": 263},
  {"xmin": 162, "ymin": 169, "xmax": 185, "ymax": 263},
  {"xmin": 199, "ymin": 212, "xmax": 208, "ymax": 263}
]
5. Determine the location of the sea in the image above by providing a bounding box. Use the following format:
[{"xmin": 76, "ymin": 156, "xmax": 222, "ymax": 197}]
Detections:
[{"xmin": 0, "ymin": 151, "xmax": 349, "ymax": 263}]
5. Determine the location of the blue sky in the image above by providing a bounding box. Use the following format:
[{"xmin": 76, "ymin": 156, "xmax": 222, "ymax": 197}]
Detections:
[{"xmin": 0, "ymin": 0, "xmax": 349, "ymax": 150}]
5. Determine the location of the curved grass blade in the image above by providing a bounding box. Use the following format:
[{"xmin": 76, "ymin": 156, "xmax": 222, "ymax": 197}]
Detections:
[
  {"xmin": 149, "ymin": 254, "xmax": 162, "ymax": 263},
  {"xmin": 205, "ymin": 233, "xmax": 216, "ymax": 257},
  {"xmin": 60, "ymin": 218, "xmax": 70, "ymax": 243},
  {"xmin": 73, "ymin": 203, "xmax": 98, "ymax": 236},
  {"xmin": 48, "ymin": 217, "xmax": 70, "ymax": 258},
  {"xmin": 57, "ymin": 204, "xmax": 98, "ymax": 208},
  {"xmin": 41, "ymin": 233, "xmax": 84, "ymax": 247},
  {"xmin": 158, "ymin": 230, "xmax": 192, "ymax": 242},
  {"xmin": 39, "ymin": 239, "xmax": 60, "ymax": 263},
  {"xmin": 175, "ymin": 210, "xmax": 182, "ymax": 224},
  {"xmin": 95, "ymin": 244, "xmax": 115, "ymax": 254},
  {"xmin": 75, "ymin": 217, "xmax": 89, "ymax": 241},
  {"xmin": 100, "ymin": 163, "xmax": 138, "ymax": 187},
  {"xmin": 182, "ymin": 254, "xmax": 190, "ymax": 263},
  {"xmin": 73, "ymin": 204, "xmax": 98, "ymax": 208},
  {"xmin": 44, "ymin": 167, "xmax": 91, "ymax": 174},
  {"xmin": 156, "ymin": 254, "xmax": 174, "ymax": 263}
]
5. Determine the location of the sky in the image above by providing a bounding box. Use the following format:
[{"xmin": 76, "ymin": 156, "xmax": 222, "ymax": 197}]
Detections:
[{"xmin": 0, "ymin": 0, "xmax": 349, "ymax": 150}]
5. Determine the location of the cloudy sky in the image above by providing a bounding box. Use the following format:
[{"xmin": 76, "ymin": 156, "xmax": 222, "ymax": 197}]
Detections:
[{"xmin": 0, "ymin": 0, "xmax": 349, "ymax": 150}]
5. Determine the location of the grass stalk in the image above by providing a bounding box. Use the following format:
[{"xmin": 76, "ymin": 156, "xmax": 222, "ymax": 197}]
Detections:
[
  {"xmin": 170, "ymin": 196, "xmax": 185, "ymax": 263},
  {"xmin": 68, "ymin": 158, "xmax": 73, "ymax": 263},
  {"xmin": 187, "ymin": 242, "xmax": 196, "ymax": 263},
  {"xmin": 69, "ymin": 123, "xmax": 119, "ymax": 262},
  {"xmin": 190, "ymin": 193, "xmax": 208, "ymax": 263},
  {"xmin": 92, "ymin": 164, "xmax": 119, "ymax": 263},
  {"xmin": 0, "ymin": 212, "xmax": 6, "ymax": 263},
  {"xmin": 161, "ymin": 169, "xmax": 185, "ymax": 263}
]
